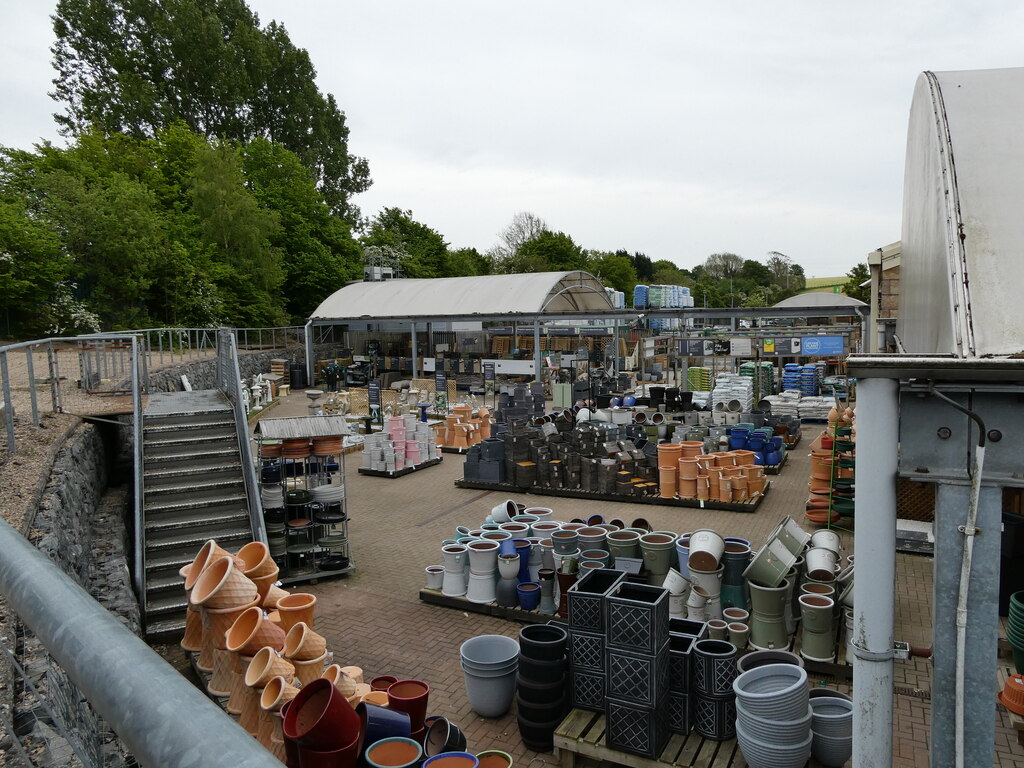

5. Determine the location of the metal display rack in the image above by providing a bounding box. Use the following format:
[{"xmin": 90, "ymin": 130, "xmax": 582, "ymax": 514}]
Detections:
[{"xmin": 255, "ymin": 416, "xmax": 355, "ymax": 585}]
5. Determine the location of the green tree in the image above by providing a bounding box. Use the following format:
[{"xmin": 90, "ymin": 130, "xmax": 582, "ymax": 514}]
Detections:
[
  {"xmin": 361, "ymin": 208, "xmax": 448, "ymax": 278},
  {"xmin": 651, "ymin": 259, "xmax": 693, "ymax": 287},
  {"xmin": 738, "ymin": 259, "xmax": 773, "ymax": 284},
  {"xmin": 587, "ymin": 250, "xmax": 637, "ymax": 295},
  {"xmin": 487, "ymin": 211, "xmax": 547, "ymax": 272},
  {"xmin": 701, "ymin": 252, "xmax": 744, "ymax": 280},
  {"xmin": 0, "ymin": 199, "xmax": 69, "ymax": 336},
  {"xmin": 629, "ymin": 251, "xmax": 655, "ymax": 283},
  {"xmin": 446, "ymin": 247, "xmax": 491, "ymax": 276},
  {"xmin": 844, "ymin": 262, "xmax": 871, "ymax": 302},
  {"xmin": 512, "ymin": 230, "xmax": 587, "ymax": 273},
  {"xmin": 51, "ymin": 0, "xmax": 371, "ymax": 222}
]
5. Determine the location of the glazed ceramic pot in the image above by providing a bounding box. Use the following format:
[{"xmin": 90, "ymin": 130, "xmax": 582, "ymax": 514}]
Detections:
[
  {"xmin": 424, "ymin": 717, "xmax": 468, "ymax": 757},
  {"xmin": 674, "ymin": 534, "xmax": 693, "ymax": 579},
  {"xmin": 748, "ymin": 580, "xmax": 790, "ymax": 651},
  {"xmin": 686, "ymin": 585, "xmax": 709, "ymax": 621},
  {"xmin": 799, "ymin": 594, "xmax": 836, "ymax": 662},
  {"xmin": 425, "ymin": 565, "xmax": 445, "ymax": 590},
  {"xmin": 491, "ymin": 500, "xmax": 516, "ymax": 523},
  {"xmin": 370, "ymin": 675, "xmax": 398, "ymax": 692},
  {"xmin": 639, "ymin": 532, "xmax": 677, "ymax": 576},
  {"xmin": 732, "ymin": 663, "xmax": 809, "ymax": 721},
  {"xmin": 467, "ymin": 571, "xmax": 497, "ymax": 604},
  {"xmin": 662, "ymin": 568, "xmax": 691, "ymax": 596},
  {"xmin": 283, "ymin": 678, "xmax": 361, "ymax": 750},
  {"xmin": 728, "ymin": 623, "xmax": 750, "ymax": 648},
  {"xmin": 387, "ymin": 680, "xmax": 430, "ymax": 732},
  {"xmin": 365, "ymin": 736, "xmax": 422, "ymax": 768},
  {"xmin": 356, "ymin": 701, "xmax": 412, "ymax": 749},
  {"xmin": 475, "ymin": 750, "xmax": 513, "ymax": 768},
  {"xmin": 606, "ymin": 529, "xmax": 641, "ymax": 560},
  {"xmin": 422, "ymin": 752, "xmax": 480, "ymax": 768},
  {"xmin": 576, "ymin": 527, "xmax": 608, "ymax": 551},
  {"xmin": 688, "ymin": 565, "xmax": 724, "ymax": 620},
  {"xmin": 517, "ymin": 583, "xmax": 541, "ymax": 611},
  {"xmin": 538, "ymin": 577, "xmax": 557, "ymax": 614},
  {"xmin": 519, "ymin": 623, "xmax": 568, "ymax": 660},
  {"xmin": 467, "ymin": 540, "xmax": 501, "ymax": 574},
  {"xmin": 736, "ymin": 649, "xmax": 804, "ymax": 674},
  {"xmin": 707, "ymin": 619, "xmax": 728, "ymax": 640}
]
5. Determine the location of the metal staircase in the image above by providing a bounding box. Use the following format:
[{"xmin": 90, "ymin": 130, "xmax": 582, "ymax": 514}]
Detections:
[{"xmin": 140, "ymin": 389, "xmax": 258, "ymax": 639}]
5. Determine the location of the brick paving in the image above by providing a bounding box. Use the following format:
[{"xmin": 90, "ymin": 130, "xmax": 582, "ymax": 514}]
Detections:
[{"xmin": 255, "ymin": 394, "xmax": 1024, "ymax": 767}]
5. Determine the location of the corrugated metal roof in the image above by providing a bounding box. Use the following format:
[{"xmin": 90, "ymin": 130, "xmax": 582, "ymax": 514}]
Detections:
[
  {"xmin": 309, "ymin": 271, "xmax": 613, "ymax": 320},
  {"xmin": 255, "ymin": 416, "xmax": 351, "ymax": 439}
]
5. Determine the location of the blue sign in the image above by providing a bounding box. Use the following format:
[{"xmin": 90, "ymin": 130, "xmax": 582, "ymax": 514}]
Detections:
[{"xmin": 800, "ymin": 336, "xmax": 844, "ymax": 356}]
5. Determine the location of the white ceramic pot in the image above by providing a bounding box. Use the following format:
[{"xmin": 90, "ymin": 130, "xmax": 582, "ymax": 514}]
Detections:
[
  {"xmin": 425, "ymin": 565, "xmax": 444, "ymax": 590},
  {"xmin": 442, "ymin": 569, "xmax": 467, "ymax": 597},
  {"xmin": 467, "ymin": 571, "xmax": 497, "ymax": 604},
  {"xmin": 490, "ymin": 499, "xmax": 516, "ymax": 523},
  {"xmin": 442, "ymin": 545, "xmax": 468, "ymax": 572},
  {"xmin": 810, "ymin": 529, "xmax": 842, "ymax": 555},
  {"xmin": 689, "ymin": 565, "xmax": 724, "ymax": 620},
  {"xmin": 805, "ymin": 547, "xmax": 839, "ymax": 581},
  {"xmin": 466, "ymin": 540, "xmax": 500, "ymax": 574},
  {"xmin": 688, "ymin": 529, "xmax": 726, "ymax": 571},
  {"xmin": 497, "ymin": 554, "xmax": 520, "ymax": 579},
  {"xmin": 662, "ymin": 568, "xmax": 691, "ymax": 596}
]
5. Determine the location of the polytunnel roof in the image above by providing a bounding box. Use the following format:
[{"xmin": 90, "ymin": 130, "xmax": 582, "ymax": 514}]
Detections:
[
  {"xmin": 772, "ymin": 292, "xmax": 867, "ymax": 309},
  {"xmin": 309, "ymin": 271, "xmax": 613, "ymax": 321}
]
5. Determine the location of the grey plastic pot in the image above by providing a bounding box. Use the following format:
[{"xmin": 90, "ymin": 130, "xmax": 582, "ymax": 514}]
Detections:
[
  {"xmin": 459, "ymin": 659, "xmax": 518, "ymax": 678},
  {"xmin": 809, "ymin": 697, "xmax": 854, "ymax": 738},
  {"xmin": 736, "ymin": 702, "xmax": 811, "ymax": 743},
  {"xmin": 732, "ymin": 664, "xmax": 809, "ymax": 721},
  {"xmin": 808, "ymin": 687, "xmax": 850, "ymax": 702},
  {"xmin": 736, "ymin": 649, "xmax": 803, "ymax": 674},
  {"xmin": 463, "ymin": 667, "xmax": 517, "ymax": 717},
  {"xmin": 811, "ymin": 730, "xmax": 853, "ymax": 767},
  {"xmin": 735, "ymin": 720, "xmax": 812, "ymax": 768},
  {"xmin": 460, "ymin": 634, "xmax": 519, "ymax": 666}
]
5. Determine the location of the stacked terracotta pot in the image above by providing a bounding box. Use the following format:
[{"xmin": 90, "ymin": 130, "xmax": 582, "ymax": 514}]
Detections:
[
  {"xmin": 438, "ymin": 406, "xmax": 492, "ymax": 449},
  {"xmin": 805, "ymin": 405, "xmax": 855, "ymax": 525},
  {"xmin": 655, "ymin": 445, "xmax": 767, "ymax": 503}
]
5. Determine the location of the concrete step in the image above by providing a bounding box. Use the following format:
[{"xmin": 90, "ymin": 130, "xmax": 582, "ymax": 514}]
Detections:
[
  {"xmin": 144, "ymin": 476, "xmax": 243, "ymax": 498},
  {"xmin": 144, "ymin": 488, "xmax": 248, "ymax": 515},
  {"xmin": 144, "ymin": 505, "xmax": 250, "ymax": 534}
]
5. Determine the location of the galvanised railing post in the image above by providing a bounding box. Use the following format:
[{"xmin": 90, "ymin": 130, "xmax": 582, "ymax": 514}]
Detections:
[
  {"xmin": 132, "ymin": 335, "xmax": 145, "ymax": 599},
  {"xmin": 1, "ymin": 351, "xmax": 15, "ymax": 452},
  {"xmin": 0, "ymin": 516, "xmax": 279, "ymax": 767}
]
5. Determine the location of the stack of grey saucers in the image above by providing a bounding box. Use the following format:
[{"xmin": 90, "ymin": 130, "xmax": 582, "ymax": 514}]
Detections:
[{"xmin": 732, "ymin": 663, "xmax": 812, "ymax": 768}]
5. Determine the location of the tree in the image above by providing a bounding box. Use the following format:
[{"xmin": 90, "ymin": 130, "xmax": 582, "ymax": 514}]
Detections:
[
  {"xmin": 651, "ymin": 260, "xmax": 692, "ymax": 287},
  {"xmin": 0, "ymin": 198, "xmax": 69, "ymax": 336},
  {"xmin": 789, "ymin": 263, "xmax": 807, "ymax": 292},
  {"xmin": 701, "ymin": 252, "xmax": 744, "ymax": 280},
  {"xmin": 512, "ymin": 230, "xmax": 587, "ymax": 274},
  {"xmin": 361, "ymin": 208, "xmax": 448, "ymax": 278},
  {"xmin": 488, "ymin": 211, "xmax": 547, "ymax": 271},
  {"xmin": 628, "ymin": 251, "xmax": 655, "ymax": 282},
  {"xmin": 50, "ymin": 0, "xmax": 370, "ymax": 223},
  {"xmin": 738, "ymin": 259, "xmax": 773, "ymax": 284},
  {"xmin": 587, "ymin": 250, "xmax": 637, "ymax": 295},
  {"xmin": 446, "ymin": 247, "xmax": 491, "ymax": 276},
  {"xmin": 844, "ymin": 263, "xmax": 871, "ymax": 302}
]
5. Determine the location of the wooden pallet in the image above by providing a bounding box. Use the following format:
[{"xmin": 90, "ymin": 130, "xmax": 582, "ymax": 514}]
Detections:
[
  {"xmin": 998, "ymin": 663, "xmax": 1024, "ymax": 745},
  {"xmin": 764, "ymin": 452, "xmax": 787, "ymax": 476},
  {"xmin": 452, "ymin": 480, "xmax": 770, "ymax": 514},
  {"xmin": 554, "ymin": 708, "xmax": 746, "ymax": 768},
  {"xmin": 418, "ymin": 588, "xmax": 553, "ymax": 624}
]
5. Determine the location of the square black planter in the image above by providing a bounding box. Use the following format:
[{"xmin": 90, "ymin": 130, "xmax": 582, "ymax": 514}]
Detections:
[
  {"xmin": 605, "ymin": 693, "xmax": 670, "ymax": 759},
  {"xmin": 568, "ymin": 629, "xmax": 605, "ymax": 673},
  {"xmin": 605, "ymin": 642, "xmax": 669, "ymax": 708},
  {"xmin": 570, "ymin": 668, "xmax": 606, "ymax": 712},
  {"xmin": 668, "ymin": 634, "xmax": 695, "ymax": 694},
  {"xmin": 567, "ymin": 568, "xmax": 626, "ymax": 633},
  {"xmin": 668, "ymin": 691, "xmax": 693, "ymax": 735},
  {"xmin": 669, "ymin": 617, "xmax": 709, "ymax": 640},
  {"xmin": 605, "ymin": 582, "xmax": 669, "ymax": 654}
]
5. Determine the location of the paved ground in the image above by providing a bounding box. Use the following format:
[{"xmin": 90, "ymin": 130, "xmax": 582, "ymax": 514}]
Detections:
[{"xmin": 248, "ymin": 391, "xmax": 1023, "ymax": 768}]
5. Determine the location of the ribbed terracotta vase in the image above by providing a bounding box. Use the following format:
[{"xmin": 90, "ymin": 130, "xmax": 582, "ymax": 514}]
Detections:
[
  {"xmin": 237, "ymin": 541, "xmax": 277, "ymax": 579},
  {"xmin": 183, "ymin": 540, "xmax": 237, "ymax": 591},
  {"xmin": 321, "ymin": 664, "xmax": 358, "ymax": 696},
  {"xmin": 284, "ymin": 622, "xmax": 327, "ymax": 661},
  {"xmin": 293, "ymin": 652, "xmax": 329, "ymax": 686},
  {"xmin": 190, "ymin": 557, "xmax": 259, "ymax": 609},
  {"xmin": 245, "ymin": 647, "xmax": 296, "ymax": 689},
  {"xmin": 205, "ymin": 598, "xmax": 261, "ymax": 648},
  {"xmin": 276, "ymin": 593, "xmax": 317, "ymax": 631},
  {"xmin": 263, "ymin": 584, "xmax": 290, "ymax": 609},
  {"xmin": 180, "ymin": 605, "xmax": 203, "ymax": 652},
  {"xmin": 226, "ymin": 606, "xmax": 286, "ymax": 656}
]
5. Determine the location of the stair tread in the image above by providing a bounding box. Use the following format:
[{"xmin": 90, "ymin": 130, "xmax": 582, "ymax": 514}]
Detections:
[
  {"xmin": 145, "ymin": 508, "xmax": 250, "ymax": 533},
  {"xmin": 145, "ymin": 525, "xmax": 252, "ymax": 552},
  {"xmin": 144, "ymin": 447, "xmax": 239, "ymax": 462},
  {"xmin": 145, "ymin": 592, "xmax": 188, "ymax": 615},
  {"xmin": 144, "ymin": 419, "xmax": 235, "ymax": 433},
  {"xmin": 147, "ymin": 572, "xmax": 187, "ymax": 593},
  {"xmin": 145, "ymin": 617, "xmax": 186, "ymax": 639},
  {"xmin": 144, "ymin": 431, "xmax": 237, "ymax": 447},
  {"xmin": 144, "ymin": 462, "xmax": 243, "ymax": 481},
  {"xmin": 144, "ymin": 477, "xmax": 243, "ymax": 496},
  {"xmin": 145, "ymin": 491, "xmax": 248, "ymax": 513}
]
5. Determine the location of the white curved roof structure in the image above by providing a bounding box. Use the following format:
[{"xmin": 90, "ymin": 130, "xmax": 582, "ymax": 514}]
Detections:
[
  {"xmin": 773, "ymin": 292, "xmax": 866, "ymax": 309},
  {"xmin": 310, "ymin": 271, "xmax": 613, "ymax": 320},
  {"xmin": 900, "ymin": 68, "xmax": 1024, "ymax": 356}
]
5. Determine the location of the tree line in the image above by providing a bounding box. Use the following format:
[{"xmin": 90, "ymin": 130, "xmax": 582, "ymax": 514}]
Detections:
[{"xmin": 1, "ymin": 0, "xmax": 840, "ymax": 339}]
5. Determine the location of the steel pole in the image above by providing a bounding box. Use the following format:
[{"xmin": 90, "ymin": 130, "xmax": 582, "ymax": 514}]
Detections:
[
  {"xmin": 852, "ymin": 376, "xmax": 898, "ymax": 768},
  {"xmin": 25, "ymin": 346, "xmax": 39, "ymax": 426},
  {"xmin": 1, "ymin": 351, "xmax": 15, "ymax": 451},
  {"xmin": 0, "ymin": 516, "xmax": 279, "ymax": 767}
]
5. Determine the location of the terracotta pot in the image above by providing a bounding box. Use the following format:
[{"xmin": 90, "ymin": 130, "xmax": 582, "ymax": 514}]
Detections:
[
  {"xmin": 347, "ymin": 683, "xmax": 372, "ymax": 707},
  {"xmin": 207, "ymin": 648, "xmax": 235, "ymax": 696},
  {"xmin": 227, "ymin": 653, "xmax": 254, "ymax": 713},
  {"xmin": 205, "ymin": 597, "xmax": 261, "ymax": 648},
  {"xmin": 342, "ymin": 665, "xmax": 364, "ymax": 684},
  {"xmin": 190, "ymin": 556, "xmax": 259, "ymax": 609},
  {"xmin": 227, "ymin": 606, "xmax": 286, "ymax": 656},
  {"xmin": 362, "ymin": 690, "xmax": 390, "ymax": 707},
  {"xmin": 284, "ymin": 621, "xmax": 327, "ymax": 661},
  {"xmin": 277, "ymin": 593, "xmax": 317, "ymax": 631},
  {"xmin": 283, "ymin": 678, "xmax": 362, "ymax": 751},
  {"xmin": 261, "ymin": 675, "xmax": 300, "ymax": 712},
  {"xmin": 183, "ymin": 540, "xmax": 237, "ymax": 591},
  {"xmin": 263, "ymin": 584, "xmax": 289, "ymax": 609},
  {"xmin": 322, "ymin": 664, "xmax": 358, "ymax": 696},
  {"xmin": 245, "ymin": 646, "xmax": 296, "ymax": 688},
  {"xmin": 678, "ymin": 456, "xmax": 700, "ymax": 480},
  {"xmin": 180, "ymin": 605, "xmax": 203, "ymax": 652},
  {"xmin": 387, "ymin": 679, "xmax": 430, "ymax": 731},
  {"xmin": 293, "ymin": 652, "xmax": 329, "ymax": 686},
  {"xmin": 237, "ymin": 541, "xmax": 277, "ymax": 578},
  {"xmin": 251, "ymin": 571, "xmax": 281, "ymax": 602},
  {"xmin": 365, "ymin": 736, "xmax": 422, "ymax": 768}
]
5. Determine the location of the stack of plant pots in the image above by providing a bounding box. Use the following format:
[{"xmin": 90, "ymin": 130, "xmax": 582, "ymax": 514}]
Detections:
[
  {"xmin": 604, "ymin": 582, "xmax": 671, "ymax": 758},
  {"xmin": 733, "ymin": 663, "xmax": 812, "ymax": 768},
  {"xmin": 810, "ymin": 695, "xmax": 854, "ymax": 767},
  {"xmin": 460, "ymin": 635, "xmax": 518, "ymax": 719},
  {"xmin": 466, "ymin": 540, "xmax": 499, "ymax": 605},
  {"xmin": 1007, "ymin": 591, "xmax": 1024, "ymax": 672},
  {"xmin": 692, "ymin": 639, "xmax": 739, "ymax": 741},
  {"xmin": 687, "ymin": 529, "xmax": 726, "ymax": 619},
  {"xmin": 665, "ymin": 617, "xmax": 707, "ymax": 736},
  {"xmin": 639, "ymin": 531, "xmax": 677, "ymax": 586},
  {"xmin": 567, "ymin": 568, "xmax": 626, "ymax": 712},
  {"xmin": 516, "ymin": 623, "xmax": 569, "ymax": 751},
  {"xmin": 720, "ymin": 538, "xmax": 752, "ymax": 610},
  {"xmin": 743, "ymin": 518, "xmax": 805, "ymax": 651}
]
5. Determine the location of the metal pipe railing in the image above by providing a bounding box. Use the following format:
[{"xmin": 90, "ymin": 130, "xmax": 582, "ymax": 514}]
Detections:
[
  {"xmin": 0, "ymin": 516, "xmax": 279, "ymax": 767},
  {"xmin": 131, "ymin": 336, "xmax": 145, "ymax": 599}
]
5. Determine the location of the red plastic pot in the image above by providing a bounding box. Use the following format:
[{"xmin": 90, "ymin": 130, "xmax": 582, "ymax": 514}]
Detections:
[
  {"xmin": 283, "ymin": 678, "xmax": 362, "ymax": 751},
  {"xmin": 387, "ymin": 679, "xmax": 430, "ymax": 732}
]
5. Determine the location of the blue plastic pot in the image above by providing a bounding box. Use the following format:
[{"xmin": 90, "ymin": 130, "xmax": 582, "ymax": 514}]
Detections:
[
  {"xmin": 765, "ymin": 450, "xmax": 781, "ymax": 466},
  {"xmin": 518, "ymin": 582, "xmax": 542, "ymax": 611},
  {"xmin": 498, "ymin": 538, "xmax": 517, "ymax": 557}
]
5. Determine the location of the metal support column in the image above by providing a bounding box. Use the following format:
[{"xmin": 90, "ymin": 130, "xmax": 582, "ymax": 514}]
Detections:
[
  {"xmin": 25, "ymin": 346, "xmax": 39, "ymax": 426},
  {"xmin": 533, "ymin": 320, "xmax": 541, "ymax": 382},
  {"xmin": 930, "ymin": 482, "xmax": 1001, "ymax": 768},
  {"xmin": 411, "ymin": 321, "xmax": 418, "ymax": 379},
  {"xmin": 304, "ymin": 321, "xmax": 314, "ymax": 384},
  {"xmin": 1, "ymin": 351, "xmax": 15, "ymax": 451},
  {"xmin": 612, "ymin": 322, "xmax": 619, "ymax": 377},
  {"xmin": 852, "ymin": 376, "xmax": 898, "ymax": 768}
]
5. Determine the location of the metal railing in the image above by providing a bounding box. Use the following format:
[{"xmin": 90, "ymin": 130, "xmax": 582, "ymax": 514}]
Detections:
[{"xmin": 0, "ymin": 516, "xmax": 278, "ymax": 768}]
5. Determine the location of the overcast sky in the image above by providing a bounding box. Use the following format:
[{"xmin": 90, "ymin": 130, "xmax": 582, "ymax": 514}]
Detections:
[{"xmin": 2, "ymin": 1, "xmax": 1022, "ymax": 277}]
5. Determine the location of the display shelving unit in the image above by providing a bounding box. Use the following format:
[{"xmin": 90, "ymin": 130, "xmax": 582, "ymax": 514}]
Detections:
[{"xmin": 255, "ymin": 415, "xmax": 355, "ymax": 585}]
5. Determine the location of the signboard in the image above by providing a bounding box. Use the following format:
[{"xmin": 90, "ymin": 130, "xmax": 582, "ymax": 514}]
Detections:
[
  {"xmin": 801, "ymin": 336, "xmax": 844, "ymax": 356},
  {"xmin": 763, "ymin": 338, "xmax": 776, "ymax": 354},
  {"xmin": 483, "ymin": 362, "xmax": 495, "ymax": 382},
  {"xmin": 368, "ymin": 380, "xmax": 381, "ymax": 408},
  {"xmin": 434, "ymin": 369, "xmax": 447, "ymax": 393},
  {"xmin": 730, "ymin": 338, "xmax": 752, "ymax": 356}
]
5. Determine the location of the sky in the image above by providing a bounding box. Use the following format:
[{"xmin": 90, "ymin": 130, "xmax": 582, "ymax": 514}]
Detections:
[{"xmin": 2, "ymin": 1, "xmax": 1022, "ymax": 278}]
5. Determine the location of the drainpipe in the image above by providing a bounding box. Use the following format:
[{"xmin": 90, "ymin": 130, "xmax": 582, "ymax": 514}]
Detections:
[{"xmin": 852, "ymin": 376, "xmax": 899, "ymax": 768}]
